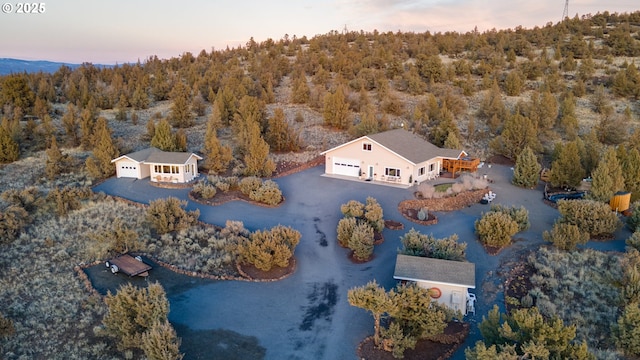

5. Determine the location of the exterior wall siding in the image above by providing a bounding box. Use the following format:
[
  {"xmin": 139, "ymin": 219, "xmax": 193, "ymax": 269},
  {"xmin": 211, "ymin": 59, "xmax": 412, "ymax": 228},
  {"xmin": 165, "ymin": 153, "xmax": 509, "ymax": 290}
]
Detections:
[
  {"xmin": 324, "ymin": 138, "xmax": 415, "ymax": 184},
  {"xmin": 415, "ymin": 281, "xmax": 469, "ymax": 314}
]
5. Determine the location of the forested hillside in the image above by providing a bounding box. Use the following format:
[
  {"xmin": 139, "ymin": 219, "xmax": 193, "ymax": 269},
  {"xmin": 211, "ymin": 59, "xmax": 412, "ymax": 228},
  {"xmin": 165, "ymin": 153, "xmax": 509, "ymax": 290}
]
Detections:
[{"xmin": 0, "ymin": 10, "xmax": 640, "ymax": 359}]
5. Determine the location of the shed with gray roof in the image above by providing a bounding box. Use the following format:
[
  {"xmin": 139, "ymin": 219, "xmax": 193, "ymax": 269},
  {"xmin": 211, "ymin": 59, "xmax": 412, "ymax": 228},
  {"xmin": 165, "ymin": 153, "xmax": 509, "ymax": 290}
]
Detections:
[{"xmin": 394, "ymin": 254, "xmax": 476, "ymax": 314}]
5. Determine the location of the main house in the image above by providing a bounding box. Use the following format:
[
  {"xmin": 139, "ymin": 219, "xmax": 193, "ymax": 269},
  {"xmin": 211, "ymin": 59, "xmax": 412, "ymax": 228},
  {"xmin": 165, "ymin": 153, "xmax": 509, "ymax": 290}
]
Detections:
[
  {"xmin": 111, "ymin": 147, "xmax": 202, "ymax": 183},
  {"xmin": 394, "ymin": 254, "xmax": 476, "ymax": 314},
  {"xmin": 321, "ymin": 128, "xmax": 477, "ymax": 185}
]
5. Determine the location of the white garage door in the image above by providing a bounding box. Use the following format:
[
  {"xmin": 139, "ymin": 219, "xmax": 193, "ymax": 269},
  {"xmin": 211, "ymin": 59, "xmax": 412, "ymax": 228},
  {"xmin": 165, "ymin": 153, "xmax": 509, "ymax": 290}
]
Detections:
[
  {"xmin": 332, "ymin": 157, "xmax": 360, "ymax": 177},
  {"xmin": 117, "ymin": 162, "xmax": 139, "ymax": 178}
]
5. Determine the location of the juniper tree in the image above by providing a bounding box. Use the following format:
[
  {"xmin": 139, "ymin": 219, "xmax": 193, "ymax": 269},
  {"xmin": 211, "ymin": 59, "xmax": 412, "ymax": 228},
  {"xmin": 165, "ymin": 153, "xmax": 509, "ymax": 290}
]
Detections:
[
  {"xmin": 590, "ymin": 147, "xmax": 625, "ymax": 202},
  {"xmin": 349, "ymin": 222, "xmax": 375, "ymax": 261},
  {"xmin": 103, "ymin": 282, "xmax": 170, "ymax": 351},
  {"xmin": 45, "ymin": 137, "xmax": 68, "ymax": 180},
  {"xmin": 169, "ymin": 81, "xmax": 193, "ymax": 128},
  {"xmin": 323, "ymin": 85, "xmax": 350, "ymax": 129},
  {"xmin": 85, "ymin": 117, "xmax": 119, "ymax": 179},
  {"xmin": 145, "ymin": 197, "xmax": 199, "ymax": 235},
  {"xmin": 61, "ymin": 103, "xmax": 79, "ymax": 146},
  {"xmin": 622, "ymin": 148, "xmax": 640, "ymax": 202},
  {"xmin": 203, "ymin": 126, "xmax": 232, "ymax": 174},
  {"xmin": 243, "ymin": 119, "xmax": 275, "ymax": 177},
  {"xmin": 549, "ymin": 141, "xmax": 586, "ymax": 188},
  {"xmin": 238, "ymin": 225, "xmax": 300, "ymax": 271},
  {"xmin": 266, "ymin": 107, "xmax": 300, "ymax": 152},
  {"xmin": 348, "ymin": 280, "xmax": 396, "ymax": 348},
  {"xmin": 489, "ymin": 112, "xmax": 541, "ymax": 161},
  {"xmin": 559, "ymin": 91, "xmax": 578, "ymax": 139},
  {"xmin": 151, "ymin": 119, "xmax": 179, "ymax": 152},
  {"xmin": 0, "ymin": 125, "xmax": 19, "ymax": 163},
  {"xmin": 512, "ymin": 146, "xmax": 541, "ymax": 188},
  {"xmin": 140, "ymin": 321, "xmax": 184, "ymax": 360}
]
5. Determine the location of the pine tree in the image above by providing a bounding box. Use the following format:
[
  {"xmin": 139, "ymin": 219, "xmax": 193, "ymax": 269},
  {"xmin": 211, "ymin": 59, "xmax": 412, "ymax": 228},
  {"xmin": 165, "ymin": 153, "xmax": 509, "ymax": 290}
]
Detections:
[
  {"xmin": 512, "ymin": 146, "xmax": 541, "ymax": 188},
  {"xmin": 0, "ymin": 125, "xmax": 19, "ymax": 163},
  {"xmin": 151, "ymin": 119, "xmax": 178, "ymax": 152},
  {"xmin": 131, "ymin": 84, "xmax": 149, "ymax": 110},
  {"xmin": 85, "ymin": 117, "xmax": 120, "ymax": 179},
  {"xmin": 291, "ymin": 75, "xmax": 310, "ymax": 104},
  {"xmin": 175, "ymin": 129, "xmax": 187, "ymax": 152},
  {"xmin": 79, "ymin": 108, "xmax": 95, "ymax": 150},
  {"xmin": 168, "ymin": 81, "xmax": 193, "ymax": 128}
]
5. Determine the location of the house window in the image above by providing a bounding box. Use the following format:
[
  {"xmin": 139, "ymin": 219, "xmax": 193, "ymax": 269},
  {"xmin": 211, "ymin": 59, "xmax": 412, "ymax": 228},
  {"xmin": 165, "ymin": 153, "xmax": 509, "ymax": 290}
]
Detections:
[
  {"xmin": 385, "ymin": 168, "xmax": 400, "ymax": 177},
  {"xmin": 171, "ymin": 166, "xmax": 179, "ymax": 174},
  {"xmin": 186, "ymin": 164, "xmax": 190, "ymax": 173},
  {"xmin": 429, "ymin": 163, "xmax": 435, "ymax": 172},
  {"xmin": 362, "ymin": 143, "xmax": 372, "ymax": 151},
  {"xmin": 154, "ymin": 165, "xmax": 161, "ymax": 173},
  {"xmin": 418, "ymin": 167, "xmax": 425, "ymax": 176}
]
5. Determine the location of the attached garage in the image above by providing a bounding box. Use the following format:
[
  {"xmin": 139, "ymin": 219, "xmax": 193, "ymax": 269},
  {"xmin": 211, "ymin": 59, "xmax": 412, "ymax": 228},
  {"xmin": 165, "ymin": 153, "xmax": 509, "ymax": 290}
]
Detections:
[
  {"xmin": 332, "ymin": 157, "xmax": 361, "ymax": 177},
  {"xmin": 116, "ymin": 162, "xmax": 140, "ymax": 178}
]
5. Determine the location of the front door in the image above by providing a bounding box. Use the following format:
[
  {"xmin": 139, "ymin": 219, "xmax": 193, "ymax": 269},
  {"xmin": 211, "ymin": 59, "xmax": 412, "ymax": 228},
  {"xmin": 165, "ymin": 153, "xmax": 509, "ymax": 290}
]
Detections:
[{"xmin": 368, "ymin": 165, "xmax": 374, "ymax": 179}]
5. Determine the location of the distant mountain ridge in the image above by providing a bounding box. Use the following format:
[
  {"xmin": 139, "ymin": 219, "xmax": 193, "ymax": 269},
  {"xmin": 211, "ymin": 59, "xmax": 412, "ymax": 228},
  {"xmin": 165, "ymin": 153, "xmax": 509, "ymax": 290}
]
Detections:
[{"xmin": 0, "ymin": 58, "xmax": 114, "ymax": 75}]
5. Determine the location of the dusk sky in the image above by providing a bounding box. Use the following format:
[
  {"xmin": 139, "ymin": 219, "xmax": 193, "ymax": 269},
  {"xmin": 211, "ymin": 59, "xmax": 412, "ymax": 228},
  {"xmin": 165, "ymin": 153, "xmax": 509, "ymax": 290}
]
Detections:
[{"xmin": 1, "ymin": 0, "xmax": 637, "ymax": 64}]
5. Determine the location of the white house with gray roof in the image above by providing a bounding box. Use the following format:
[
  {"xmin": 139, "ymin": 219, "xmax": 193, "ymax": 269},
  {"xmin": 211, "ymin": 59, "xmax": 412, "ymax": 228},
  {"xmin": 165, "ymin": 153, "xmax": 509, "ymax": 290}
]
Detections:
[
  {"xmin": 111, "ymin": 147, "xmax": 202, "ymax": 183},
  {"xmin": 320, "ymin": 128, "xmax": 467, "ymax": 185},
  {"xmin": 394, "ymin": 254, "xmax": 475, "ymax": 314}
]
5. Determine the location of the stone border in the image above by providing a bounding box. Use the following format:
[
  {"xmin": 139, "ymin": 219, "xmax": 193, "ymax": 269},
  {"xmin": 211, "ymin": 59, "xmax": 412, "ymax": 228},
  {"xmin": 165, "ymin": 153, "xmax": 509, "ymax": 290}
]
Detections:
[{"xmin": 235, "ymin": 258, "xmax": 297, "ymax": 282}]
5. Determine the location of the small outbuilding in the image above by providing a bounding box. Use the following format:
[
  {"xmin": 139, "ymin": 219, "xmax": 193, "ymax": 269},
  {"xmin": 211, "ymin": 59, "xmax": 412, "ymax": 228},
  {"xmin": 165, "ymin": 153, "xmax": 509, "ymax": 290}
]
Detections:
[
  {"xmin": 393, "ymin": 254, "xmax": 476, "ymax": 314},
  {"xmin": 111, "ymin": 147, "xmax": 202, "ymax": 183}
]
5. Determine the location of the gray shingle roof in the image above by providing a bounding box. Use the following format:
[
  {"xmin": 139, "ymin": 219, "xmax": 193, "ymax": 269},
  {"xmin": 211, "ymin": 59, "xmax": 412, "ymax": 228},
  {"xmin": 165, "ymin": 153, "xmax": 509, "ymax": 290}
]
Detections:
[
  {"xmin": 123, "ymin": 147, "xmax": 161, "ymax": 162},
  {"xmin": 113, "ymin": 147, "xmax": 202, "ymax": 165},
  {"xmin": 145, "ymin": 151, "xmax": 199, "ymax": 165},
  {"xmin": 367, "ymin": 129, "xmax": 464, "ymax": 164},
  {"xmin": 394, "ymin": 254, "xmax": 475, "ymax": 288}
]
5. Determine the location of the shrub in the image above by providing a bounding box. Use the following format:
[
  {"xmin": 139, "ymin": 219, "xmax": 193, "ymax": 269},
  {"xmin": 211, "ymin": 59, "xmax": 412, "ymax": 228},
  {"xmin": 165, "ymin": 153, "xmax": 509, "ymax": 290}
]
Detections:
[
  {"xmin": 557, "ymin": 199, "xmax": 621, "ymax": 237},
  {"xmin": 46, "ymin": 186, "xmax": 89, "ymax": 217},
  {"xmin": 0, "ymin": 313, "xmax": 15, "ymax": 338},
  {"xmin": 364, "ymin": 196, "xmax": 384, "ymax": 232},
  {"xmin": 215, "ymin": 181, "xmax": 230, "ymax": 192},
  {"xmin": 613, "ymin": 302, "xmax": 640, "ymax": 357},
  {"xmin": 489, "ymin": 204, "xmax": 530, "ymax": 232},
  {"xmin": 239, "ymin": 176, "xmax": 262, "ymax": 195},
  {"xmin": 141, "ymin": 321, "xmax": 184, "ymax": 360},
  {"xmin": 146, "ymin": 197, "xmax": 199, "ymax": 235},
  {"xmin": 399, "ymin": 229, "xmax": 466, "ymax": 261},
  {"xmin": 249, "ymin": 180, "xmax": 282, "ymax": 206},
  {"xmin": 337, "ymin": 217, "xmax": 357, "ymax": 247},
  {"xmin": 0, "ymin": 204, "xmax": 28, "ymax": 243},
  {"xmin": 349, "ymin": 222, "xmax": 374, "ymax": 261},
  {"xmin": 192, "ymin": 182, "xmax": 217, "ymax": 199},
  {"xmin": 628, "ymin": 202, "xmax": 640, "ymax": 232},
  {"xmin": 475, "ymin": 211, "xmax": 519, "ymax": 248},
  {"xmin": 238, "ymin": 225, "xmax": 300, "ymax": 271},
  {"xmin": 341, "ymin": 200, "xmax": 365, "ymax": 218},
  {"xmin": 627, "ymin": 231, "xmax": 640, "ymax": 252},
  {"xmin": 543, "ymin": 222, "xmax": 589, "ymax": 251},
  {"xmin": 1, "ymin": 186, "xmax": 45, "ymax": 213},
  {"xmin": 89, "ymin": 217, "xmax": 142, "ymax": 256},
  {"xmin": 103, "ymin": 282, "xmax": 170, "ymax": 351}
]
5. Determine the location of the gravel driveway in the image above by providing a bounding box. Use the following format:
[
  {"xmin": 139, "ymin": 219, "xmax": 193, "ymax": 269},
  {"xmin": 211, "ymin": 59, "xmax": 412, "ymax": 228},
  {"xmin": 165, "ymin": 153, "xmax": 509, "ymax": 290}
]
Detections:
[{"xmin": 92, "ymin": 164, "xmax": 629, "ymax": 360}]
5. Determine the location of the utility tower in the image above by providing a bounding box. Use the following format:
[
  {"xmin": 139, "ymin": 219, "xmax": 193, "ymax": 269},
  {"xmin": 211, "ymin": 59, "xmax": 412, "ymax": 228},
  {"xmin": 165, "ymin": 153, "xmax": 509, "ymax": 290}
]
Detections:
[{"xmin": 562, "ymin": 0, "xmax": 569, "ymax": 21}]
